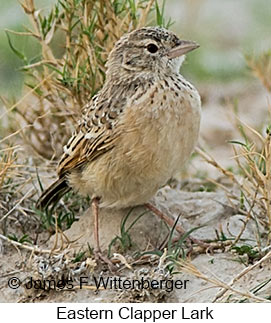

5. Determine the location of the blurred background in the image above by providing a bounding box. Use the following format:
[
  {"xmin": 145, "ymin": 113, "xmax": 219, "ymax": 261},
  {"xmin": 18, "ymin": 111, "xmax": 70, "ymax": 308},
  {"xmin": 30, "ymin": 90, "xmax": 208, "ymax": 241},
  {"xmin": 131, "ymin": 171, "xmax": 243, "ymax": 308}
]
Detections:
[
  {"xmin": 0, "ymin": 0, "xmax": 54, "ymax": 98},
  {"xmin": 1, "ymin": 0, "xmax": 270, "ymax": 99},
  {"xmin": 167, "ymin": 0, "xmax": 271, "ymax": 82}
]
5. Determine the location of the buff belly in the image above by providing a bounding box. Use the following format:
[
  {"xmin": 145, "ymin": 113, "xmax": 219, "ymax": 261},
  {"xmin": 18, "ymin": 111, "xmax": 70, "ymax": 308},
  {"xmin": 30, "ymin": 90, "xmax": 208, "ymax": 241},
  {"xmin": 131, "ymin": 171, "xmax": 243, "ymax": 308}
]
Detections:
[{"xmin": 69, "ymin": 87, "xmax": 201, "ymax": 209}]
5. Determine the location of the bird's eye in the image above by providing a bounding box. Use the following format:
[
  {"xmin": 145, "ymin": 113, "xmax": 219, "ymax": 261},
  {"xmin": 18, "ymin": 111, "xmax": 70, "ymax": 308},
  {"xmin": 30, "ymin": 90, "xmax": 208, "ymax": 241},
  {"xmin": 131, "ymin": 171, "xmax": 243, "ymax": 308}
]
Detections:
[{"xmin": 147, "ymin": 43, "xmax": 159, "ymax": 54}]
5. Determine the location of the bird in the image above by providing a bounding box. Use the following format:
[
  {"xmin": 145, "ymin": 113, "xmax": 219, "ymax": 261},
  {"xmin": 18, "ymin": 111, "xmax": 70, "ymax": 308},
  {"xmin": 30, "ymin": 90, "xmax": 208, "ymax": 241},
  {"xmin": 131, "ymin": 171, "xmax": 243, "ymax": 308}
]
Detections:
[{"xmin": 37, "ymin": 26, "xmax": 201, "ymax": 260}]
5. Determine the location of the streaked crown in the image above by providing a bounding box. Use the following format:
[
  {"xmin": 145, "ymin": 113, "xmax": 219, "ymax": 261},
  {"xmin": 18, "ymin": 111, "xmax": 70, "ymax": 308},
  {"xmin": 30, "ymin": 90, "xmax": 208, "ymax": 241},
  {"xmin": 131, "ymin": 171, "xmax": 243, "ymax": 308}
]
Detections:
[{"xmin": 106, "ymin": 27, "xmax": 199, "ymax": 78}]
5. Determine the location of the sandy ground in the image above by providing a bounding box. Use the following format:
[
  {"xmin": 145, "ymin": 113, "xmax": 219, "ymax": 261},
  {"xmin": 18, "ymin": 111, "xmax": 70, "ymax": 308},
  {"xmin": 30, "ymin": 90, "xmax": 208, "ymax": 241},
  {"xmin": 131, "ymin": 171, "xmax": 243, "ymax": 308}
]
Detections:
[{"xmin": 1, "ymin": 186, "xmax": 270, "ymax": 303}]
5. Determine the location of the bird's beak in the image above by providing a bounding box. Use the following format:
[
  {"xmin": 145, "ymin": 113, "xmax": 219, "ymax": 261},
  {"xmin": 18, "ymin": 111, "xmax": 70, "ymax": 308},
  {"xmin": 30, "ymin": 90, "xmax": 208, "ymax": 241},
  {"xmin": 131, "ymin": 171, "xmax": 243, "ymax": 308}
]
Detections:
[{"xmin": 168, "ymin": 40, "xmax": 199, "ymax": 59}]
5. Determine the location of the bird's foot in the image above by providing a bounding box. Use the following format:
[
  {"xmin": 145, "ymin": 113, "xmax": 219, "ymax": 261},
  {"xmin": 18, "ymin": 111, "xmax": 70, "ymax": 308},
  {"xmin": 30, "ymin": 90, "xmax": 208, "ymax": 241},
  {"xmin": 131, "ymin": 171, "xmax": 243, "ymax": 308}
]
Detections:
[
  {"xmin": 145, "ymin": 202, "xmax": 212, "ymax": 253},
  {"xmin": 172, "ymin": 234, "xmax": 212, "ymax": 254}
]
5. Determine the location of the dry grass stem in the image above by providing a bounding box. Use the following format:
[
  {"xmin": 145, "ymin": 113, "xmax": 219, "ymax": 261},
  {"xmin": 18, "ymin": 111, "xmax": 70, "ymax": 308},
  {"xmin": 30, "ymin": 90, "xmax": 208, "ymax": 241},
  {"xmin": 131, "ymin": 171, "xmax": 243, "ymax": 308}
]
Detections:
[
  {"xmin": 246, "ymin": 52, "xmax": 271, "ymax": 92},
  {"xmin": 177, "ymin": 259, "xmax": 270, "ymax": 303},
  {"xmin": 213, "ymin": 250, "xmax": 271, "ymax": 302},
  {"xmin": 0, "ymin": 233, "xmax": 61, "ymax": 255}
]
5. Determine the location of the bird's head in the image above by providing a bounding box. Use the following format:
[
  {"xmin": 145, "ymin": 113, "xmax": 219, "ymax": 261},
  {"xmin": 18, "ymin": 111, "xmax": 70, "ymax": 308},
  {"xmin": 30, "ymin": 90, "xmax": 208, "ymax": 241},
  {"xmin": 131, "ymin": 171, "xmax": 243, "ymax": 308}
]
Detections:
[{"xmin": 106, "ymin": 26, "xmax": 199, "ymax": 80}]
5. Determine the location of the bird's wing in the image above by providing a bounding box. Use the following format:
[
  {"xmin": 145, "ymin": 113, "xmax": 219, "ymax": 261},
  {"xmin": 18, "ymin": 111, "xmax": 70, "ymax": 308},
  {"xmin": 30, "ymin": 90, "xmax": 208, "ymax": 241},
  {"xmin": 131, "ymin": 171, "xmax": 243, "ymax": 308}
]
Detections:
[{"xmin": 57, "ymin": 97, "xmax": 120, "ymax": 177}]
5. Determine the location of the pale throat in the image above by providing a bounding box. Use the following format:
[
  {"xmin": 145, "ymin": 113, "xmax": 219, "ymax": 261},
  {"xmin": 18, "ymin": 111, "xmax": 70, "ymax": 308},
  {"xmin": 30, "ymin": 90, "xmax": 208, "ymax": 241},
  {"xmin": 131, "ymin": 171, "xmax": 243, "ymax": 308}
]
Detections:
[{"xmin": 171, "ymin": 55, "xmax": 186, "ymax": 73}]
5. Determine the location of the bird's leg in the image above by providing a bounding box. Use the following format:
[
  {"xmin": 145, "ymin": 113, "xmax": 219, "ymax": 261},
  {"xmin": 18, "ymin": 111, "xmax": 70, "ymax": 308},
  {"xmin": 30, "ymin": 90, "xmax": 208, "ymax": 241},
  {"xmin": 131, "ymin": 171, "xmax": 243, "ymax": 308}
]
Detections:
[
  {"xmin": 91, "ymin": 198, "xmax": 117, "ymax": 271},
  {"xmin": 92, "ymin": 197, "xmax": 101, "ymax": 252},
  {"xmin": 144, "ymin": 202, "xmax": 209, "ymax": 249}
]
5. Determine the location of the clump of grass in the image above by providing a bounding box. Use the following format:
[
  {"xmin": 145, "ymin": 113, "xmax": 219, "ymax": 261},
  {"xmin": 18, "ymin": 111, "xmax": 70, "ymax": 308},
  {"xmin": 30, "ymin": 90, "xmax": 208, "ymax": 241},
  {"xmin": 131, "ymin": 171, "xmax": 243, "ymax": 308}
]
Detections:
[
  {"xmin": 7, "ymin": 233, "xmax": 32, "ymax": 244},
  {"xmin": 108, "ymin": 208, "xmax": 149, "ymax": 257},
  {"xmin": 34, "ymin": 191, "xmax": 89, "ymax": 234},
  {"xmin": 6, "ymin": 0, "xmax": 170, "ymax": 160},
  {"xmin": 232, "ymin": 244, "xmax": 260, "ymax": 265}
]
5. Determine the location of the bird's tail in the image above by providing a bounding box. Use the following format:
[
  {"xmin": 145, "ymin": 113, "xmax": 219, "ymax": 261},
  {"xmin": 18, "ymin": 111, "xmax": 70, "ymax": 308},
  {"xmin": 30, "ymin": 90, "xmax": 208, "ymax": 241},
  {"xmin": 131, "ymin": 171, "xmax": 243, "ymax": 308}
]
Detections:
[{"xmin": 36, "ymin": 177, "xmax": 71, "ymax": 210}]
